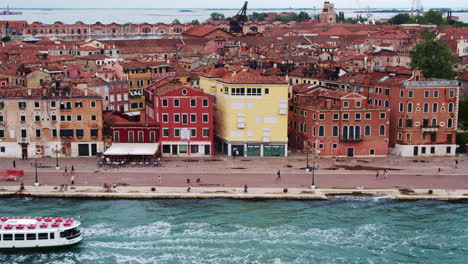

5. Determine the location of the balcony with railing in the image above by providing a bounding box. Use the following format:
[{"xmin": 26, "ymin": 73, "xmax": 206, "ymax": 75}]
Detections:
[
  {"xmin": 152, "ymin": 72, "xmax": 176, "ymax": 79},
  {"xmin": 421, "ymin": 125, "xmax": 439, "ymax": 133},
  {"xmin": 340, "ymin": 136, "xmax": 362, "ymax": 142},
  {"xmin": 17, "ymin": 137, "xmax": 30, "ymax": 144}
]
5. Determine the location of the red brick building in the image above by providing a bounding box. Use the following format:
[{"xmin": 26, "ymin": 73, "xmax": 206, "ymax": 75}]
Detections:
[
  {"xmin": 104, "ymin": 111, "xmax": 159, "ymax": 144},
  {"xmin": 381, "ymin": 72, "xmax": 459, "ymax": 156},
  {"xmin": 320, "ymin": 70, "xmax": 459, "ymax": 157},
  {"xmin": 108, "ymin": 80, "xmax": 130, "ymax": 112},
  {"xmin": 145, "ymin": 79, "xmax": 214, "ymax": 157},
  {"xmin": 289, "ymin": 86, "xmax": 390, "ymax": 157}
]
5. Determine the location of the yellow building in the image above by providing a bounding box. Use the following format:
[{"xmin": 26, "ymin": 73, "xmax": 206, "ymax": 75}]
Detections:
[
  {"xmin": 202, "ymin": 69, "xmax": 289, "ymax": 157},
  {"xmin": 122, "ymin": 61, "xmax": 172, "ymax": 112},
  {"xmin": 286, "ymin": 67, "xmax": 321, "ymax": 86}
]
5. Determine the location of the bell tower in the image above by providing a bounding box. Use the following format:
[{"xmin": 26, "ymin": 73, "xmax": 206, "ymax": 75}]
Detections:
[{"xmin": 320, "ymin": 1, "xmax": 336, "ymax": 24}]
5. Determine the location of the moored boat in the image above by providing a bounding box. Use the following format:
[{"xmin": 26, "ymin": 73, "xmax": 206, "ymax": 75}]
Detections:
[{"xmin": 0, "ymin": 216, "xmax": 82, "ymax": 250}]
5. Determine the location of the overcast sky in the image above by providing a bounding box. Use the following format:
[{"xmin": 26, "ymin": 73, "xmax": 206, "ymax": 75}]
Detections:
[{"xmin": 5, "ymin": 0, "xmax": 468, "ymax": 9}]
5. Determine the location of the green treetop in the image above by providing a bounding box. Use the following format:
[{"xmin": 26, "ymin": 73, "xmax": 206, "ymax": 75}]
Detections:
[{"xmin": 410, "ymin": 30, "xmax": 457, "ymax": 79}]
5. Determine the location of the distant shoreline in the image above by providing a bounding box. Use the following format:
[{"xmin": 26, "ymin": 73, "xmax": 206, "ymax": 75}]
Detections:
[{"xmin": 4, "ymin": 7, "xmax": 468, "ymax": 11}]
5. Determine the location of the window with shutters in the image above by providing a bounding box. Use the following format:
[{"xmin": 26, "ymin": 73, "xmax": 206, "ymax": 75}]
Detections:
[
  {"xmin": 262, "ymin": 128, "xmax": 270, "ymax": 142},
  {"xmin": 237, "ymin": 114, "xmax": 246, "ymax": 128},
  {"xmin": 279, "ymin": 100, "xmax": 287, "ymax": 114}
]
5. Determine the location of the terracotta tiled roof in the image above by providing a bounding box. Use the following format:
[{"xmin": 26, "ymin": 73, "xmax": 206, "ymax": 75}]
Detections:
[
  {"xmin": 219, "ymin": 69, "xmax": 287, "ymax": 84},
  {"xmin": 199, "ymin": 67, "xmax": 232, "ymax": 78},
  {"xmin": 145, "ymin": 78, "xmax": 182, "ymax": 95},
  {"xmin": 458, "ymin": 71, "xmax": 468, "ymax": 81},
  {"xmin": 182, "ymin": 25, "xmax": 229, "ymax": 37},
  {"xmin": 104, "ymin": 111, "xmax": 159, "ymax": 127}
]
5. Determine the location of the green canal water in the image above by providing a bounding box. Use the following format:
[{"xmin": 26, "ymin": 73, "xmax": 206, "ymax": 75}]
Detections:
[{"xmin": 0, "ymin": 197, "xmax": 467, "ymax": 264}]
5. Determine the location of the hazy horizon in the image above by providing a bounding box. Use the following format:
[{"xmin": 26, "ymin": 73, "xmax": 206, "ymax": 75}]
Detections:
[{"xmin": 1, "ymin": 0, "xmax": 466, "ymax": 9}]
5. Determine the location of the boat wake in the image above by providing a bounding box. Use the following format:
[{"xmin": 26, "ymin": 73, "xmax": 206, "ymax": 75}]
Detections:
[{"xmin": 327, "ymin": 195, "xmax": 393, "ymax": 202}]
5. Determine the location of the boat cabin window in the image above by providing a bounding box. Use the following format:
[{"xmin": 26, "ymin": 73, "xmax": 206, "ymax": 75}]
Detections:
[
  {"xmin": 3, "ymin": 234, "xmax": 13, "ymax": 241},
  {"xmin": 60, "ymin": 228, "xmax": 78, "ymax": 238},
  {"xmin": 38, "ymin": 233, "xmax": 48, "ymax": 240},
  {"xmin": 50, "ymin": 233, "xmax": 55, "ymax": 239},
  {"xmin": 26, "ymin": 233, "xmax": 37, "ymax": 240},
  {"xmin": 14, "ymin": 234, "xmax": 25, "ymax": 240}
]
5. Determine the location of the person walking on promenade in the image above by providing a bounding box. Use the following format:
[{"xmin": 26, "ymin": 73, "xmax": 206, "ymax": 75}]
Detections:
[
  {"xmin": 375, "ymin": 171, "xmax": 379, "ymax": 180},
  {"xmin": 383, "ymin": 170, "xmax": 388, "ymax": 179},
  {"xmin": 437, "ymin": 168, "xmax": 441, "ymax": 175},
  {"xmin": 275, "ymin": 170, "xmax": 281, "ymax": 182},
  {"xmin": 13, "ymin": 160, "xmax": 16, "ymax": 169},
  {"xmin": 157, "ymin": 176, "xmax": 162, "ymax": 186},
  {"xmin": 71, "ymin": 165, "xmax": 75, "ymax": 174},
  {"xmin": 70, "ymin": 174, "xmax": 75, "ymax": 185},
  {"xmin": 244, "ymin": 184, "xmax": 248, "ymax": 193},
  {"xmin": 455, "ymin": 160, "xmax": 458, "ymax": 168},
  {"xmin": 20, "ymin": 181, "xmax": 25, "ymax": 192},
  {"xmin": 64, "ymin": 166, "xmax": 68, "ymax": 175},
  {"xmin": 187, "ymin": 185, "xmax": 192, "ymax": 192}
]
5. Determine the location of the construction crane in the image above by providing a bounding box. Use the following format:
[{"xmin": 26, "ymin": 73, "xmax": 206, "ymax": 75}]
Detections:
[
  {"xmin": 229, "ymin": 1, "xmax": 248, "ymax": 34},
  {"xmin": 411, "ymin": 0, "xmax": 424, "ymax": 17}
]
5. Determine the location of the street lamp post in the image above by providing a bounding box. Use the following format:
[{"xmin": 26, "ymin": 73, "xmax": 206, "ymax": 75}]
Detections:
[
  {"xmin": 310, "ymin": 161, "xmax": 318, "ymax": 189},
  {"xmin": 305, "ymin": 147, "xmax": 318, "ymax": 189},
  {"xmin": 34, "ymin": 158, "xmax": 39, "ymax": 186},
  {"xmin": 55, "ymin": 145, "xmax": 59, "ymax": 170}
]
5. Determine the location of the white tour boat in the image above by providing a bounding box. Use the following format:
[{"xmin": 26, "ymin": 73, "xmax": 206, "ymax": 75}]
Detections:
[{"xmin": 0, "ymin": 216, "xmax": 82, "ymax": 250}]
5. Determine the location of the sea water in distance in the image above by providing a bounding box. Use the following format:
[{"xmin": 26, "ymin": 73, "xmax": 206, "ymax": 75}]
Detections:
[
  {"xmin": 0, "ymin": 197, "xmax": 467, "ymax": 264},
  {"xmin": 4, "ymin": 8, "xmax": 468, "ymax": 24}
]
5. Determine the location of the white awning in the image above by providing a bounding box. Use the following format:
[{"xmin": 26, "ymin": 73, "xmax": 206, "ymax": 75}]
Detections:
[
  {"xmin": 124, "ymin": 111, "xmax": 140, "ymax": 117},
  {"xmin": 104, "ymin": 143, "xmax": 159, "ymax": 156}
]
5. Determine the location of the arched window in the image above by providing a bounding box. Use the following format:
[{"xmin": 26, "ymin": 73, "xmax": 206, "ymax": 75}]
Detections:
[
  {"xmin": 448, "ymin": 103, "xmax": 454, "ymax": 113},
  {"xmin": 448, "ymin": 118, "xmax": 453, "ymax": 128},
  {"xmin": 365, "ymin": 125, "xmax": 371, "ymax": 136},
  {"xmin": 433, "ymin": 103, "xmax": 438, "ymax": 113},
  {"xmin": 398, "ymin": 118, "xmax": 403, "ymax": 128},
  {"xmin": 355, "ymin": 126, "xmax": 360, "ymax": 139},
  {"xmin": 384, "ymin": 100, "xmax": 389, "ymax": 107},
  {"xmin": 343, "ymin": 126, "xmax": 348, "ymax": 139},
  {"xmin": 379, "ymin": 125, "xmax": 385, "ymax": 136},
  {"xmin": 432, "ymin": 118, "xmax": 437, "ymax": 127},
  {"xmin": 406, "ymin": 118, "xmax": 413, "ymax": 128},
  {"xmin": 407, "ymin": 103, "xmax": 413, "ymax": 113},
  {"xmin": 399, "ymin": 102, "xmax": 404, "ymax": 112},
  {"xmin": 332, "ymin": 126, "xmax": 338, "ymax": 137},
  {"xmin": 422, "ymin": 118, "xmax": 429, "ymax": 127},
  {"xmin": 318, "ymin": 126, "xmax": 325, "ymax": 137},
  {"xmin": 349, "ymin": 125, "xmax": 355, "ymax": 139},
  {"xmin": 423, "ymin": 103, "xmax": 429, "ymax": 113}
]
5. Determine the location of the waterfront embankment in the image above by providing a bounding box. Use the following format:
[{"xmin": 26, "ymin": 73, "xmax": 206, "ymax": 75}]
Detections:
[{"xmin": 1, "ymin": 186, "xmax": 468, "ymax": 201}]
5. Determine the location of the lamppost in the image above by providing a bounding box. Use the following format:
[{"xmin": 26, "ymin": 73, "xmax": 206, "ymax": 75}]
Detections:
[
  {"xmin": 54, "ymin": 145, "xmax": 60, "ymax": 170},
  {"xmin": 305, "ymin": 147, "xmax": 318, "ymax": 189},
  {"xmin": 310, "ymin": 161, "xmax": 318, "ymax": 189},
  {"xmin": 34, "ymin": 158, "xmax": 39, "ymax": 186}
]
